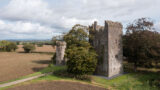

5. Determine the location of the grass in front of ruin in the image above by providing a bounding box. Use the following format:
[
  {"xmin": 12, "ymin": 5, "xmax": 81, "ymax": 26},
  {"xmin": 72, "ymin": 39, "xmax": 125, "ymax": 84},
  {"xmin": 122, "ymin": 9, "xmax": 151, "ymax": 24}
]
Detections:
[{"xmin": 2, "ymin": 63, "xmax": 160, "ymax": 90}]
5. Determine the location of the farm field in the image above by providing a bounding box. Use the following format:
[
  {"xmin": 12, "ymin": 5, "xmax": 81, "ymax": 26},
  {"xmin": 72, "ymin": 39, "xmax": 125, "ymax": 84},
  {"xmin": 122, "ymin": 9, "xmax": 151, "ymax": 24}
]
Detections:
[
  {"xmin": 17, "ymin": 45, "xmax": 55, "ymax": 53},
  {"xmin": 3, "ymin": 65, "xmax": 160, "ymax": 90},
  {"xmin": 7, "ymin": 81, "xmax": 107, "ymax": 90},
  {"xmin": 0, "ymin": 45, "xmax": 55, "ymax": 83}
]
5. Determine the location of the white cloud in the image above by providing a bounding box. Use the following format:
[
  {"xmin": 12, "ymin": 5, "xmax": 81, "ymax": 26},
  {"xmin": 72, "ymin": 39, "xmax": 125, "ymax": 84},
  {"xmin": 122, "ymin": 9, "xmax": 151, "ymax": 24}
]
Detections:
[
  {"xmin": 60, "ymin": 17, "xmax": 97, "ymax": 29},
  {"xmin": 0, "ymin": 0, "xmax": 55, "ymax": 24},
  {"xmin": 0, "ymin": 19, "xmax": 60, "ymax": 39},
  {"xmin": 0, "ymin": 0, "xmax": 160, "ymax": 39}
]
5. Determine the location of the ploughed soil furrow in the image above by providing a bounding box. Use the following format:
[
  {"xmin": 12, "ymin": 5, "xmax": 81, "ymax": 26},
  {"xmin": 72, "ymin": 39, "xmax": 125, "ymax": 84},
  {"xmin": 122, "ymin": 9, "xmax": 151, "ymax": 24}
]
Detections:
[
  {"xmin": 0, "ymin": 45, "xmax": 55, "ymax": 82},
  {"xmin": 7, "ymin": 81, "xmax": 107, "ymax": 90}
]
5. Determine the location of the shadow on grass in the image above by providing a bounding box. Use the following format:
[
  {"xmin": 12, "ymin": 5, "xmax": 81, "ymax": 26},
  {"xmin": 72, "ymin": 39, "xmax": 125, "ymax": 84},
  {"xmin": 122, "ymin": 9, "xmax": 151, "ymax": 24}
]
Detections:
[
  {"xmin": 31, "ymin": 60, "xmax": 52, "ymax": 72},
  {"xmin": 32, "ymin": 60, "xmax": 51, "ymax": 65},
  {"xmin": 124, "ymin": 63, "xmax": 160, "ymax": 89},
  {"xmin": 32, "ymin": 67, "xmax": 46, "ymax": 72},
  {"xmin": 51, "ymin": 66, "xmax": 92, "ymax": 82}
]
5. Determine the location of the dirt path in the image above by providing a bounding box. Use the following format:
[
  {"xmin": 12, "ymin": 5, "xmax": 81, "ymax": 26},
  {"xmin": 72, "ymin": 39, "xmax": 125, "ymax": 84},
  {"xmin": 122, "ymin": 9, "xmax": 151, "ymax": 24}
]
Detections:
[{"xmin": 6, "ymin": 81, "xmax": 107, "ymax": 90}]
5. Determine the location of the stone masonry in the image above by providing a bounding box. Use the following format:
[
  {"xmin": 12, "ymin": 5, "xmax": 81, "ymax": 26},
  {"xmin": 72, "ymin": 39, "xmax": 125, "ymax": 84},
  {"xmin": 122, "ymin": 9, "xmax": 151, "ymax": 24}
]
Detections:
[
  {"xmin": 89, "ymin": 20, "xmax": 123, "ymax": 78},
  {"xmin": 56, "ymin": 41, "xmax": 66, "ymax": 65}
]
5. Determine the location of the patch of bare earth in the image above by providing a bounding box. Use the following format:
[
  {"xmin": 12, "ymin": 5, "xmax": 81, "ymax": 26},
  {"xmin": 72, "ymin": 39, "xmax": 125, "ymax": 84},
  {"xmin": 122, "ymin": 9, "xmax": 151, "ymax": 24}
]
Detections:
[
  {"xmin": 7, "ymin": 81, "xmax": 107, "ymax": 90},
  {"xmin": 0, "ymin": 45, "xmax": 55, "ymax": 82}
]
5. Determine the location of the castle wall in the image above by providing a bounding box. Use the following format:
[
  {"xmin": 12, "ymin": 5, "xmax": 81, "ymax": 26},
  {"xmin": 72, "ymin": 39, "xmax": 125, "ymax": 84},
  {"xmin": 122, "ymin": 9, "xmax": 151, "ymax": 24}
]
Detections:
[
  {"xmin": 89, "ymin": 20, "xmax": 123, "ymax": 77},
  {"xmin": 106, "ymin": 21, "xmax": 123, "ymax": 77}
]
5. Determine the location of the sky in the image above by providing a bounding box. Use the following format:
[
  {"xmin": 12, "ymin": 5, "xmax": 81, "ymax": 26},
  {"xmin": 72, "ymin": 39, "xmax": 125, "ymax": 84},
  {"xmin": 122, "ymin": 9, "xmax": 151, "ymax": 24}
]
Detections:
[{"xmin": 0, "ymin": 0, "xmax": 160, "ymax": 40}]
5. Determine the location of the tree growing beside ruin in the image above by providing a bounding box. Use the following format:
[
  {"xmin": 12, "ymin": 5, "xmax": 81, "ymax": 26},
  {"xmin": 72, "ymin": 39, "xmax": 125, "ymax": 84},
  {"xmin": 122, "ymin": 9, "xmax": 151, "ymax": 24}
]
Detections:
[
  {"xmin": 64, "ymin": 24, "xmax": 97, "ymax": 76},
  {"xmin": 123, "ymin": 17, "xmax": 160, "ymax": 70}
]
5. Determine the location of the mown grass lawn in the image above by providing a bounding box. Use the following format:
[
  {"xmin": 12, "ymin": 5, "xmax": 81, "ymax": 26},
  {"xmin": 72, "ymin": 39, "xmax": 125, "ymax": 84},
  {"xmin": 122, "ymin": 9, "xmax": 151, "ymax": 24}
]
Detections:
[{"xmin": 2, "ymin": 64, "xmax": 160, "ymax": 90}]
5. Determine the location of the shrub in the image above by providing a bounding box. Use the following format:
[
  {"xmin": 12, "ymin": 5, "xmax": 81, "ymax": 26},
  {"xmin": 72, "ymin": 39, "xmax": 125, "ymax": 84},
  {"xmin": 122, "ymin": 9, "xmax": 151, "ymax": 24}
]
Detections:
[
  {"xmin": 0, "ymin": 41, "xmax": 18, "ymax": 52},
  {"xmin": 0, "ymin": 40, "xmax": 10, "ymax": 51},
  {"xmin": 66, "ymin": 46, "xmax": 97, "ymax": 75},
  {"xmin": 6, "ymin": 42, "xmax": 18, "ymax": 52},
  {"xmin": 23, "ymin": 44, "xmax": 35, "ymax": 53}
]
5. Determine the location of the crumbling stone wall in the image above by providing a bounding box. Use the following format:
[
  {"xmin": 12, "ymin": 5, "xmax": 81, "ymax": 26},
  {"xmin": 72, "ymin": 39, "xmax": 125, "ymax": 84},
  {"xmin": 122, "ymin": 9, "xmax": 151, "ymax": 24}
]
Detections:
[
  {"xmin": 56, "ymin": 41, "xmax": 66, "ymax": 65},
  {"xmin": 89, "ymin": 20, "xmax": 123, "ymax": 78}
]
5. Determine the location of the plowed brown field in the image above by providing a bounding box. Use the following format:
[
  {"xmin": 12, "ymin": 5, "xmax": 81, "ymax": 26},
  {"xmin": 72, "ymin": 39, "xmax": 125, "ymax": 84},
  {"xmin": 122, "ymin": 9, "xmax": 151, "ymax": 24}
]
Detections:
[
  {"xmin": 0, "ymin": 45, "xmax": 55, "ymax": 82},
  {"xmin": 7, "ymin": 81, "xmax": 107, "ymax": 90}
]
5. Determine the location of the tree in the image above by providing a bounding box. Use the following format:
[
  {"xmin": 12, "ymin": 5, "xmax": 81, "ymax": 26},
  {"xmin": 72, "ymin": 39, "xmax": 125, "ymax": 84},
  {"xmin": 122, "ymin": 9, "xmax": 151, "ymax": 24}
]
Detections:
[
  {"xmin": 66, "ymin": 47, "xmax": 97, "ymax": 75},
  {"xmin": 0, "ymin": 41, "xmax": 18, "ymax": 52},
  {"xmin": 126, "ymin": 18, "xmax": 154, "ymax": 34},
  {"xmin": 23, "ymin": 44, "xmax": 35, "ymax": 53},
  {"xmin": 63, "ymin": 24, "xmax": 90, "ymax": 49},
  {"xmin": 123, "ymin": 17, "xmax": 160, "ymax": 70},
  {"xmin": 6, "ymin": 42, "xmax": 18, "ymax": 52},
  {"xmin": 0, "ymin": 40, "xmax": 10, "ymax": 51},
  {"xmin": 64, "ymin": 24, "xmax": 97, "ymax": 76}
]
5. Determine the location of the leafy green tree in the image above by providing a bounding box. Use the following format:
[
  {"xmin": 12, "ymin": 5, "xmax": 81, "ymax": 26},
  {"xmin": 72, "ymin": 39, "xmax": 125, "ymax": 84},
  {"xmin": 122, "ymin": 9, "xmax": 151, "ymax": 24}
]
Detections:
[
  {"xmin": 0, "ymin": 41, "xmax": 18, "ymax": 52},
  {"xmin": 6, "ymin": 42, "xmax": 18, "ymax": 52},
  {"xmin": 23, "ymin": 44, "xmax": 35, "ymax": 53},
  {"xmin": 123, "ymin": 17, "xmax": 160, "ymax": 70},
  {"xmin": 64, "ymin": 24, "xmax": 97, "ymax": 76},
  {"xmin": 0, "ymin": 40, "xmax": 10, "ymax": 51},
  {"xmin": 64, "ymin": 24, "xmax": 90, "ymax": 49},
  {"xmin": 66, "ymin": 47, "xmax": 97, "ymax": 75}
]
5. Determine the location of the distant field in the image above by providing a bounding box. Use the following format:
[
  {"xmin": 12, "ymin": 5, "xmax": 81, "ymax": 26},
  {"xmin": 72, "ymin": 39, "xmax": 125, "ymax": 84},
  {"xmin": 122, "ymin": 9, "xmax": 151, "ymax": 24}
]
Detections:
[
  {"xmin": 0, "ymin": 45, "xmax": 55, "ymax": 82},
  {"xmin": 17, "ymin": 45, "xmax": 55, "ymax": 53}
]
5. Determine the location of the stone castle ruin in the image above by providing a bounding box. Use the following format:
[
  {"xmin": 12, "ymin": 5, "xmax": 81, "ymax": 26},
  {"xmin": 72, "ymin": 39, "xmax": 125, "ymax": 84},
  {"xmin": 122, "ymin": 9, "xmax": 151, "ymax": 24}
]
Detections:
[
  {"xmin": 55, "ymin": 41, "xmax": 66, "ymax": 65},
  {"xmin": 55, "ymin": 20, "xmax": 123, "ymax": 78},
  {"xmin": 89, "ymin": 21, "xmax": 123, "ymax": 78}
]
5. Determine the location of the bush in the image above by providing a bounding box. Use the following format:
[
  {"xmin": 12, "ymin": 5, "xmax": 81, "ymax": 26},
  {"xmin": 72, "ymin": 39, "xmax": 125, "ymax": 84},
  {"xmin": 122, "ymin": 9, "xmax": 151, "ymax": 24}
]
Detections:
[
  {"xmin": 66, "ymin": 46, "xmax": 97, "ymax": 75},
  {"xmin": 0, "ymin": 41, "xmax": 9, "ymax": 51},
  {"xmin": 23, "ymin": 44, "xmax": 35, "ymax": 53},
  {"xmin": 6, "ymin": 42, "xmax": 18, "ymax": 52},
  {"xmin": 0, "ymin": 41, "xmax": 18, "ymax": 52}
]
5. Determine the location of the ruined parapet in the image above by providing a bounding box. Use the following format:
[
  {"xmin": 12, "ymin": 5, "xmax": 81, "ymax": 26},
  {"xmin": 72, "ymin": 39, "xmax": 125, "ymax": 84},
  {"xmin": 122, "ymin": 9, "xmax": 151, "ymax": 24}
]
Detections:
[
  {"xmin": 56, "ymin": 41, "xmax": 66, "ymax": 65},
  {"xmin": 89, "ymin": 20, "xmax": 123, "ymax": 78}
]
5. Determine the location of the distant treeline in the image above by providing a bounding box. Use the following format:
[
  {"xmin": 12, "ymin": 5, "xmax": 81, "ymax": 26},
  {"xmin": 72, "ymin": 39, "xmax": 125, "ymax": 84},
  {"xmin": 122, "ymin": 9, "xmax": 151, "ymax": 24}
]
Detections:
[{"xmin": 11, "ymin": 40, "xmax": 54, "ymax": 46}]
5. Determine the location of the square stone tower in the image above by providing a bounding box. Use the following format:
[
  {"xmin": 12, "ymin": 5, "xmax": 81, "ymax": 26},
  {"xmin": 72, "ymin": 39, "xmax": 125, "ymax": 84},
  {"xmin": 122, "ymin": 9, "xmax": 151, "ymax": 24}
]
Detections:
[{"xmin": 89, "ymin": 20, "xmax": 123, "ymax": 78}]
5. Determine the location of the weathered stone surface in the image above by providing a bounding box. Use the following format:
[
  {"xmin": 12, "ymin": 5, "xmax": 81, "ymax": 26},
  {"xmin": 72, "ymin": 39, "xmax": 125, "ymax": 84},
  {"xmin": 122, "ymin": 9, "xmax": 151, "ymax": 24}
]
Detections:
[
  {"xmin": 56, "ymin": 41, "xmax": 66, "ymax": 65},
  {"xmin": 89, "ymin": 20, "xmax": 123, "ymax": 78}
]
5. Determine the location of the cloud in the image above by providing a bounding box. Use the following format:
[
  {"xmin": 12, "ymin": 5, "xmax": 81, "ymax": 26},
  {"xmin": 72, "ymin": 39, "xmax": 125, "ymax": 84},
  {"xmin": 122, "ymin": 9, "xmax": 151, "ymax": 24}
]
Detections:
[
  {"xmin": 0, "ymin": 0, "xmax": 55, "ymax": 24},
  {"xmin": 0, "ymin": 0, "xmax": 160, "ymax": 39},
  {"xmin": 0, "ymin": 19, "xmax": 60, "ymax": 39}
]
